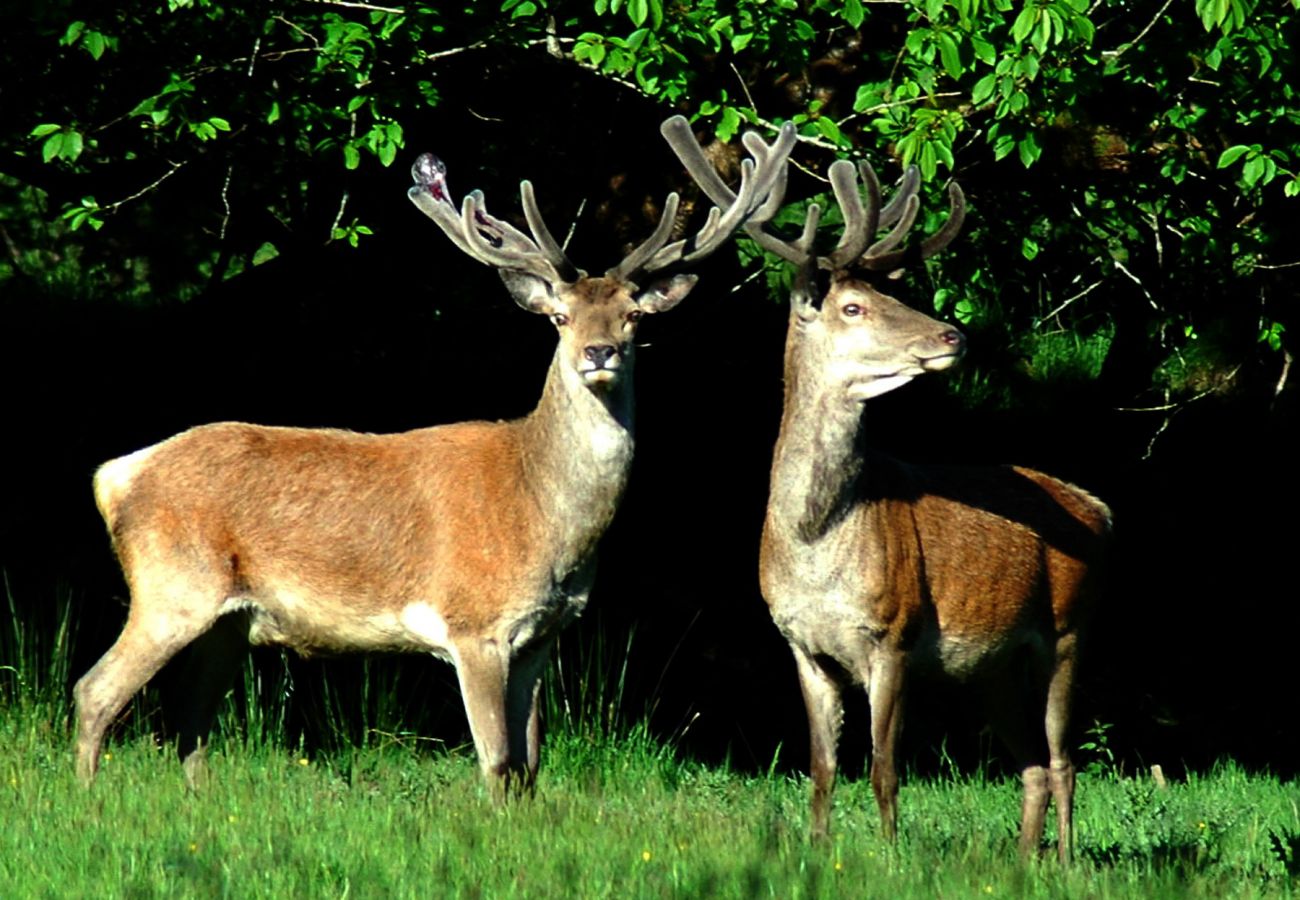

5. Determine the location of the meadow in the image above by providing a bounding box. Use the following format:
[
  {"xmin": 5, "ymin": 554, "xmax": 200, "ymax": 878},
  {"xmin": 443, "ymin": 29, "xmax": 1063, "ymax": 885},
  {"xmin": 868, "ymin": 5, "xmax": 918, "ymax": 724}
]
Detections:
[{"xmin": 2, "ymin": 659, "xmax": 1296, "ymax": 899}]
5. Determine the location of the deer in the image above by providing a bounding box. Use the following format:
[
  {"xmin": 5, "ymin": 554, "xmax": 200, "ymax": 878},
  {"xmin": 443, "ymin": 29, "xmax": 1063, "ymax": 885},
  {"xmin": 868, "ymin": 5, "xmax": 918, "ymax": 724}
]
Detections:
[
  {"xmin": 73, "ymin": 115, "xmax": 795, "ymax": 797},
  {"xmin": 666, "ymin": 121, "xmax": 1111, "ymax": 863}
]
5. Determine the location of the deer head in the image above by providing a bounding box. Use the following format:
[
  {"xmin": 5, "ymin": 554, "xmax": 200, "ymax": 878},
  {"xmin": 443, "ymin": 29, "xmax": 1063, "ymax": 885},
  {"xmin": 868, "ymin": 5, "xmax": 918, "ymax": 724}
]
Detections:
[{"xmin": 407, "ymin": 118, "xmax": 796, "ymax": 396}]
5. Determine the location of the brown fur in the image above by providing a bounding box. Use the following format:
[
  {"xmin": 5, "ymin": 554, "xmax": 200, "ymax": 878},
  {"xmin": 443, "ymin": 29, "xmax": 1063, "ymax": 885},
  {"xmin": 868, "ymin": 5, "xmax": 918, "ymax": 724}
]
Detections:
[
  {"xmin": 74, "ymin": 273, "xmax": 696, "ymax": 795},
  {"xmin": 759, "ymin": 281, "xmax": 1110, "ymax": 862}
]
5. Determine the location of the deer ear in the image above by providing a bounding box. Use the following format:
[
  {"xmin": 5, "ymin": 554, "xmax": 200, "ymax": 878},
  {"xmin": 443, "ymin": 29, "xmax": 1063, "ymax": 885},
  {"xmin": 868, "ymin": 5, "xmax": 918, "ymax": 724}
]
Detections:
[
  {"xmin": 499, "ymin": 269, "xmax": 556, "ymax": 315},
  {"xmin": 636, "ymin": 273, "xmax": 698, "ymax": 314}
]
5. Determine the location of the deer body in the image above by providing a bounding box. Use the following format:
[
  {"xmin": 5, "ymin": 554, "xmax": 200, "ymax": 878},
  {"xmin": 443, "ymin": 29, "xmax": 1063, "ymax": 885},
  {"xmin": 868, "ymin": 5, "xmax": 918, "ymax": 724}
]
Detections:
[
  {"xmin": 662, "ymin": 130, "xmax": 1110, "ymax": 859},
  {"xmin": 75, "ymin": 120, "xmax": 795, "ymax": 793}
]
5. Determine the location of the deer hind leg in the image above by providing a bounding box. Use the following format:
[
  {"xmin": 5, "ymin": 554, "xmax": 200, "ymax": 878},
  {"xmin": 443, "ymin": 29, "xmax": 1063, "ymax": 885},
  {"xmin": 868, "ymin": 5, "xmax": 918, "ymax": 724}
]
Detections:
[
  {"xmin": 167, "ymin": 610, "xmax": 252, "ymax": 791},
  {"xmin": 866, "ymin": 648, "xmax": 907, "ymax": 843},
  {"xmin": 1044, "ymin": 632, "xmax": 1079, "ymax": 865},
  {"xmin": 74, "ymin": 582, "xmax": 223, "ymax": 785},
  {"xmin": 981, "ymin": 658, "xmax": 1051, "ymax": 859},
  {"xmin": 792, "ymin": 646, "xmax": 844, "ymax": 842}
]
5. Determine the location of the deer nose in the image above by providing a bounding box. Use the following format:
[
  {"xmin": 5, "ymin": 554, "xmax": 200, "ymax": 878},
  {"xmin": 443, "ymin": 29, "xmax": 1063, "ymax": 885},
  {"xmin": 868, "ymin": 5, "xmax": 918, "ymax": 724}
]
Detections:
[
  {"xmin": 584, "ymin": 345, "xmax": 618, "ymax": 366},
  {"xmin": 940, "ymin": 330, "xmax": 966, "ymax": 352}
]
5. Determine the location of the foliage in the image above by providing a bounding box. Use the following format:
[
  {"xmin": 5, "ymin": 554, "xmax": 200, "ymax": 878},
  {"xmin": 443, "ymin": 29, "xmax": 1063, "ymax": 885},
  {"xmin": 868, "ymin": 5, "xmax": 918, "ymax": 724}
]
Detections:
[{"xmin": 1, "ymin": 1, "xmax": 1294, "ymax": 422}]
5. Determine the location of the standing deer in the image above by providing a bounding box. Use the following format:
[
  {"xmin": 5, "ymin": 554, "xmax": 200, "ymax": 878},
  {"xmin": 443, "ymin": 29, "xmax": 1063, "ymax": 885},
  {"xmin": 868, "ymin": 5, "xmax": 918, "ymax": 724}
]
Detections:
[
  {"xmin": 74, "ymin": 116, "xmax": 795, "ymax": 795},
  {"xmin": 668, "ymin": 124, "xmax": 1110, "ymax": 862}
]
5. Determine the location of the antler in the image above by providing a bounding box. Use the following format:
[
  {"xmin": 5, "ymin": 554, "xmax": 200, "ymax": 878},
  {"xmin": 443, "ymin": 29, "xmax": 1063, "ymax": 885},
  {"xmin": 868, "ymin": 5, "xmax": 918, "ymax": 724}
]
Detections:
[
  {"xmin": 408, "ymin": 153, "xmax": 582, "ymax": 284},
  {"xmin": 694, "ymin": 147, "xmax": 964, "ymax": 276},
  {"xmin": 606, "ymin": 116, "xmax": 797, "ymax": 283}
]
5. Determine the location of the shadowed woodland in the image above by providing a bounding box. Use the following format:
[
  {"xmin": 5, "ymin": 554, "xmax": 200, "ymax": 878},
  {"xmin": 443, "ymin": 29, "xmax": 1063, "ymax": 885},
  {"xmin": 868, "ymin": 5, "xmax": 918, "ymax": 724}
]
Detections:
[{"xmin": 1, "ymin": 1, "xmax": 1297, "ymax": 783}]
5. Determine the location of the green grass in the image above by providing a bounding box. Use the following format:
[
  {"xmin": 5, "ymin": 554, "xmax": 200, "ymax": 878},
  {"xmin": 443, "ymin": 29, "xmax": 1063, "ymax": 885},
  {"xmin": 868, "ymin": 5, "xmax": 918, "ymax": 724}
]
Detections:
[
  {"xmin": 3, "ymin": 593, "xmax": 1297, "ymax": 897},
  {"xmin": 2, "ymin": 700, "xmax": 1297, "ymax": 898}
]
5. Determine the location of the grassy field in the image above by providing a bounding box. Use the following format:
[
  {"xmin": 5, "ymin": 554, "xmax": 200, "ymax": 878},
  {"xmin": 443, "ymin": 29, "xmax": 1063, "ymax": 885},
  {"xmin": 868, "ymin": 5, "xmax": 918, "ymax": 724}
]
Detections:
[{"xmin": 2, "ymin": 692, "xmax": 1297, "ymax": 899}]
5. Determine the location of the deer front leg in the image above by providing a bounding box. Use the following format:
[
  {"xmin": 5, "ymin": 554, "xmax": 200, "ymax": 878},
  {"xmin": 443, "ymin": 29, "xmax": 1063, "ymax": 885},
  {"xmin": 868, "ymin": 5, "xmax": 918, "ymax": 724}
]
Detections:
[
  {"xmin": 455, "ymin": 638, "xmax": 521, "ymax": 801},
  {"xmin": 504, "ymin": 643, "xmax": 551, "ymax": 794},
  {"xmin": 792, "ymin": 646, "xmax": 844, "ymax": 842},
  {"xmin": 867, "ymin": 648, "xmax": 907, "ymax": 842}
]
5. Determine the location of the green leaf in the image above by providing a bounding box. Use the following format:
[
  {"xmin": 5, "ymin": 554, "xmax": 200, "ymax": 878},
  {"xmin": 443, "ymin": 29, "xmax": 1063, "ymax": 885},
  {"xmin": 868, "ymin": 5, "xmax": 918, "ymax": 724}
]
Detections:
[
  {"xmin": 970, "ymin": 35, "xmax": 996, "ymax": 65},
  {"xmin": 60, "ymin": 21, "xmax": 86, "ymax": 46},
  {"xmin": 844, "ymin": 0, "xmax": 865, "ymax": 28},
  {"xmin": 717, "ymin": 106, "xmax": 741, "ymax": 142},
  {"xmin": 1011, "ymin": 5, "xmax": 1038, "ymax": 44},
  {"xmin": 63, "ymin": 131, "xmax": 84, "ymax": 161},
  {"xmin": 267, "ymin": 101, "xmax": 281, "ymax": 124},
  {"xmin": 1216, "ymin": 145, "xmax": 1252, "ymax": 168},
  {"xmin": 1017, "ymin": 130, "xmax": 1041, "ymax": 167},
  {"xmin": 252, "ymin": 242, "xmax": 280, "ymax": 266},
  {"xmin": 937, "ymin": 32, "xmax": 962, "ymax": 80},
  {"xmin": 343, "ymin": 144, "xmax": 361, "ymax": 170},
  {"xmin": 628, "ymin": 0, "xmax": 648, "ymax": 27},
  {"xmin": 732, "ymin": 32, "xmax": 753, "ymax": 53},
  {"xmin": 972, "ymin": 73, "xmax": 997, "ymax": 104},
  {"xmin": 41, "ymin": 133, "xmax": 64, "ymax": 164},
  {"xmin": 1241, "ymin": 155, "xmax": 1265, "ymax": 187},
  {"xmin": 347, "ymin": 95, "xmax": 367, "ymax": 114},
  {"xmin": 1022, "ymin": 236, "xmax": 1040, "ymax": 260},
  {"xmin": 85, "ymin": 30, "xmax": 107, "ymax": 60},
  {"xmin": 30, "ymin": 123, "xmax": 62, "ymax": 138},
  {"xmin": 209, "ymin": 117, "xmax": 231, "ymax": 131}
]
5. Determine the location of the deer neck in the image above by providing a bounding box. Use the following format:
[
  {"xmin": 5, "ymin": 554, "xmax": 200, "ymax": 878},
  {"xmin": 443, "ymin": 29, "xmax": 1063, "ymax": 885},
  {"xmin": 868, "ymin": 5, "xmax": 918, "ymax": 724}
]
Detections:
[
  {"xmin": 519, "ymin": 348, "xmax": 636, "ymax": 555},
  {"xmin": 768, "ymin": 329, "xmax": 870, "ymax": 543}
]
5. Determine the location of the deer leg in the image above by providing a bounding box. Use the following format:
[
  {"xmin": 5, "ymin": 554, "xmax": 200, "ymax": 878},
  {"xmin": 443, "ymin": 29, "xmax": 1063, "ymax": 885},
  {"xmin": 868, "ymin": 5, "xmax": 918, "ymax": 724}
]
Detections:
[
  {"xmin": 505, "ymin": 644, "xmax": 550, "ymax": 793},
  {"xmin": 168, "ymin": 610, "xmax": 252, "ymax": 791},
  {"xmin": 74, "ymin": 596, "xmax": 219, "ymax": 785},
  {"xmin": 792, "ymin": 646, "xmax": 844, "ymax": 842},
  {"xmin": 454, "ymin": 638, "xmax": 515, "ymax": 801},
  {"xmin": 866, "ymin": 648, "xmax": 907, "ymax": 843},
  {"xmin": 982, "ymin": 660, "xmax": 1051, "ymax": 859},
  {"xmin": 1045, "ymin": 633, "xmax": 1079, "ymax": 865}
]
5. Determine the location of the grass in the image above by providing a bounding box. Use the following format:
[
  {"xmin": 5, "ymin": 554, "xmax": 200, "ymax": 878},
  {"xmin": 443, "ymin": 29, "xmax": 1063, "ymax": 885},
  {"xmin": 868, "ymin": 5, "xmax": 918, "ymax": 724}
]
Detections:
[
  {"xmin": 3, "ymin": 592, "xmax": 1297, "ymax": 897},
  {"xmin": 2, "ymin": 699, "xmax": 1297, "ymax": 898}
]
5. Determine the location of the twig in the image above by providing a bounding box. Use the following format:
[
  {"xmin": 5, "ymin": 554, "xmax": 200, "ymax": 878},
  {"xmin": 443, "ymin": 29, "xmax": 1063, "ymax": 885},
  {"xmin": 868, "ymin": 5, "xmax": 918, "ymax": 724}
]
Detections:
[
  {"xmin": 100, "ymin": 160, "xmax": 187, "ymax": 214},
  {"xmin": 1107, "ymin": 0, "xmax": 1175, "ymax": 60},
  {"xmin": 1253, "ymin": 259, "xmax": 1300, "ymax": 270},
  {"xmin": 562, "ymin": 197, "xmax": 586, "ymax": 253},
  {"xmin": 328, "ymin": 190, "xmax": 349, "ymax": 242},
  {"xmin": 1274, "ymin": 349, "xmax": 1293, "ymax": 406},
  {"xmin": 219, "ymin": 165, "xmax": 233, "ymax": 242},
  {"xmin": 839, "ymin": 91, "xmax": 963, "ymax": 123},
  {"xmin": 1040, "ymin": 278, "xmax": 1104, "ymax": 323},
  {"xmin": 300, "ymin": 0, "xmax": 405, "ymax": 13}
]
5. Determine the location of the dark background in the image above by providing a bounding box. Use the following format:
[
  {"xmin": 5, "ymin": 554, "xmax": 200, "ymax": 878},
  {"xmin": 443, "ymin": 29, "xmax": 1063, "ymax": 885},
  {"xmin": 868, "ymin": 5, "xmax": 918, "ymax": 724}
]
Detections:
[{"xmin": 3, "ymin": 46, "xmax": 1297, "ymax": 784}]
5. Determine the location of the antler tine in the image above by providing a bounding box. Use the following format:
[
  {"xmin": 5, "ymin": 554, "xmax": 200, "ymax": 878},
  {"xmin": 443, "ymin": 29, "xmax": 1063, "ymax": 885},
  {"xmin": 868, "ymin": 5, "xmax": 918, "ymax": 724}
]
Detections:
[
  {"xmin": 630, "ymin": 118, "xmax": 796, "ymax": 279},
  {"xmin": 606, "ymin": 192, "xmax": 682, "ymax": 281},
  {"xmin": 409, "ymin": 153, "xmax": 573, "ymax": 284},
  {"xmin": 789, "ymin": 202, "xmax": 824, "ymax": 316},
  {"xmin": 826, "ymin": 160, "xmax": 880, "ymax": 270},
  {"xmin": 461, "ymin": 191, "xmax": 565, "ymax": 284},
  {"xmin": 520, "ymin": 181, "xmax": 582, "ymax": 283},
  {"xmin": 878, "ymin": 164, "xmax": 920, "ymax": 228},
  {"xmin": 864, "ymin": 193, "xmax": 920, "ymax": 260},
  {"xmin": 859, "ymin": 180, "xmax": 966, "ymax": 272},
  {"xmin": 660, "ymin": 115, "xmax": 734, "ymax": 207}
]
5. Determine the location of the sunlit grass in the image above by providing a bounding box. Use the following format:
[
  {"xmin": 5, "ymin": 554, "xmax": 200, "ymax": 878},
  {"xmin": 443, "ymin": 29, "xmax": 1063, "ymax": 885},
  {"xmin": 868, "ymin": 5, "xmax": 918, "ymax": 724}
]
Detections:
[{"xmin": 2, "ymin": 703, "xmax": 1296, "ymax": 898}]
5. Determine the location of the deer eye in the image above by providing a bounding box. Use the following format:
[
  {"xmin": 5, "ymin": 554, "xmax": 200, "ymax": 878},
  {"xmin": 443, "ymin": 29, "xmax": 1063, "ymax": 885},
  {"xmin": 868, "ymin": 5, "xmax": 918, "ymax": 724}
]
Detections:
[
  {"xmin": 626, "ymin": 310, "xmax": 644, "ymax": 323},
  {"xmin": 551, "ymin": 313, "xmax": 569, "ymax": 327},
  {"xmin": 842, "ymin": 304, "xmax": 864, "ymax": 317}
]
